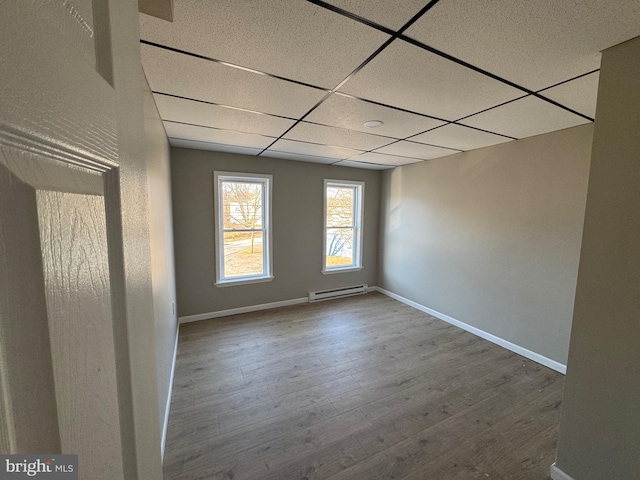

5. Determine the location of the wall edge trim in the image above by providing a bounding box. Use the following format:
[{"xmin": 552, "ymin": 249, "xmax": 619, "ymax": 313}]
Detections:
[
  {"xmin": 371, "ymin": 287, "xmax": 567, "ymax": 374},
  {"xmin": 179, "ymin": 297, "xmax": 309, "ymax": 324},
  {"xmin": 161, "ymin": 324, "xmax": 179, "ymax": 462},
  {"xmin": 550, "ymin": 463, "xmax": 575, "ymax": 480}
]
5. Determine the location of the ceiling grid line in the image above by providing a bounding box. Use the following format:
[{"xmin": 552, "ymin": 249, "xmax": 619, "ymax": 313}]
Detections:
[
  {"xmin": 255, "ymin": 0, "xmax": 444, "ymax": 156},
  {"xmin": 536, "ymin": 69, "xmax": 600, "ymax": 93},
  {"xmin": 158, "ymin": 94, "xmax": 468, "ymax": 162},
  {"xmin": 153, "ymin": 93, "xmax": 299, "ymax": 120},
  {"xmin": 398, "ymin": 36, "xmax": 594, "ymax": 122},
  {"xmin": 163, "ymin": 119, "xmax": 278, "ymax": 139},
  {"xmin": 305, "ymin": 0, "xmax": 397, "ymax": 36},
  {"xmin": 141, "ymin": 39, "xmax": 330, "ymax": 92},
  {"xmin": 141, "ymin": 4, "xmax": 587, "ymax": 161},
  {"xmin": 162, "ymin": 111, "xmax": 413, "ymax": 145},
  {"xmin": 139, "ymin": 0, "xmax": 640, "ymax": 168},
  {"xmin": 451, "ymin": 95, "xmax": 531, "ymax": 125},
  {"xmin": 152, "ymin": 84, "xmax": 522, "ymax": 148},
  {"xmin": 334, "ymin": 92, "xmax": 451, "ymax": 123},
  {"xmin": 305, "ymin": 0, "xmax": 595, "ymax": 122}
]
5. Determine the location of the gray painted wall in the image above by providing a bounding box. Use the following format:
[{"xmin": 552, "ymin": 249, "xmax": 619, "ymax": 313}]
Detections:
[
  {"xmin": 555, "ymin": 37, "xmax": 640, "ymax": 480},
  {"xmin": 143, "ymin": 78, "xmax": 178, "ymax": 441},
  {"xmin": 171, "ymin": 149, "xmax": 381, "ymax": 316},
  {"xmin": 378, "ymin": 124, "xmax": 593, "ymax": 365}
]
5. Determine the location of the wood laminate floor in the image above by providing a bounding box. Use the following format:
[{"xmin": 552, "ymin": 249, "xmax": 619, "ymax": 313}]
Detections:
[{"xmin": 163, "ymin": 292, "xmax": 564, "ymax": 480}]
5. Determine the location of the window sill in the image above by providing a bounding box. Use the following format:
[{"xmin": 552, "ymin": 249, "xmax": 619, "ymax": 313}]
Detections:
[
  {"xmin": 215, "ymin": 276, "xmax": 274, "ymax": 287},
  {"xmin": 321, "ymin": 266, "xmax": 364, "ymax": 275}
]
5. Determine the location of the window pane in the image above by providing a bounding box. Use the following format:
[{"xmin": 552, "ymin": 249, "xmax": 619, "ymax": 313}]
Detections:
[
  {"xmin": 326, "ymin": 186, "xmax": 354, "ymax": 228},
  {"xmin": 222, "ymin": 181, "xmax": 263, "ymax": 230},
  {"xmin": 326, "ymin": 227, "xmax": 354, "ymax": 267},
  {"xmin": 223, "ymin": 231, "xmax": 264, "ymax": 278}
]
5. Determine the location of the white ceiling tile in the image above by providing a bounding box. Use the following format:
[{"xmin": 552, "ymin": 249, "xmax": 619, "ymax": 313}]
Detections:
[
  {"xmin": 539, "ymin": 71, "xmax": 600, "ymax": 119},
  {"xmin": 405, "ymin": 0, "xmax": 640, "ymax": 90},
  {"xmin": 323, "ymin": 0, "xmax": 428, "ymax": 30},
  {"xmin": 305, "ymin": 93, "xmax": 446, "ymax": 139},
  {"xmin": 169, "ymin": 138, "xmax": 263, "ymax": 156},
  {"xmin": 260, "ymin": 150, "xmax": 336, "ymax": 165},
  {"xmin": 339, "ymin": 40, "xmax": 523, "ymax": 120},
  {"xmin": 460, "ymin": 96, "xmax": 591, "ymax": 139},
  {"xmin": 139, "ymin": 0, "xmax": 390, "ymax": 88},
  {"xmin": 335, "ymin": 160, "xmax": 394, "ymax": 170},
  {"xmin": 410, "ymin": 124, "xmax": 513, "ymax": 151},
  {"xmin": 154, "ymin": 94, "xmax": 295, "ymax": 137},
  {"xmin": 267, "ymin": 139, "xmax": 362, "ymax": 160},
  {"xmin": 350, "ymin": 152, "xmax": 424, "ymax": 166},
  {"xmin": 141, "ymin": 44, "xmax": 326, "ymax": 118},
  {"xmin": 375, "ymin": 140, "xmax": 459, "ymax": 160},
  {"xmin": 164, "ymin": 122, "xmax": 275, "ymax": 149},
  {"xmin": 284, "ymin": 122, "xmax": 395, "ymax": 151},
  {"xmin": 140, "ymin": 1, "xmax": 640, "ymax": 164}
]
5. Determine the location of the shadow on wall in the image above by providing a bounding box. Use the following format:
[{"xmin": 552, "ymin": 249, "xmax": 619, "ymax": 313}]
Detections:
[
  {"xmin": 457, "ymin": 148, "xmax": 503, "ymax": 182},
  {"xmin": 388, "ymin": 167, "xmax": 402, "ymax": 233}
]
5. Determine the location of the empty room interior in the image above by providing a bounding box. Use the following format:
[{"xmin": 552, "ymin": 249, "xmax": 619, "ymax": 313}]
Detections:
[{"xmin": 1, "ymin": 1, "xmax": 639, "ymax": 480}]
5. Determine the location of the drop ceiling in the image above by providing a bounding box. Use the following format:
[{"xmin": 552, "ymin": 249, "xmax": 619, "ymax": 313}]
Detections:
[{"xmin": 139, "ymin": 0, "xmax": 640, "ymax": 170}]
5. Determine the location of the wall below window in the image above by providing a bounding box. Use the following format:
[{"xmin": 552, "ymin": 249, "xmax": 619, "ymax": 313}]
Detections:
[
  {"xmin": 379, "ymin": 124, "xmax": 593, "ymax": 365},
  {"xmin": 171, "ymin": 149, "xmax": 381, "ymax": 317}
]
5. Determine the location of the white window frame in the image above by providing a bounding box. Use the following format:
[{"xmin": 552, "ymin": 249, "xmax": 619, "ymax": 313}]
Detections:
[
  {"xmin": 322, "ymin": 179, "xmax": 365, "ymax": 274},
  {"xmin": 214, "ymin": 171, "xmax": 273, "ymax": 286}
]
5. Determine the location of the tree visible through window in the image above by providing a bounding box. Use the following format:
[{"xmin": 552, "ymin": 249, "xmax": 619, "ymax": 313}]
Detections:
[
  {"xmin": 214, "ymin": 172, "xmax": 272, "ymax": 284},
  {"xmin": 324, "ymin": 180, "xmax": 364, "ymax": 272}
]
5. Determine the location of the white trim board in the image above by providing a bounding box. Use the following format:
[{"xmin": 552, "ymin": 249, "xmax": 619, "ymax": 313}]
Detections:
[
  {"xmin": 550, "ymin": 463, "xmax": 575, "ymax": 480},
  {"xmin": 161, "ymin": 323, "xmax": 179, "ymax": 461},
  {"xmin": 372, "ymin": 287, "xmax": 567, "ymax": 374},
  {"xmin": 179, "ymin": 297, "xmax": 308, "ymax": 324}
]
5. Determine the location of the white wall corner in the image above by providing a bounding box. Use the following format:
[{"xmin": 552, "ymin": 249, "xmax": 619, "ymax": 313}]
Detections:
[
  {"xmin": 551, "ymin": 463, "xmax": 575, "ymax": 480},
  {"xmin": 375, "ymin": 287, "xmax": 567, "ymax": 374},
  {"xmin": 161, "ymin": 324, "xmax": 179, "ymax": 462}
]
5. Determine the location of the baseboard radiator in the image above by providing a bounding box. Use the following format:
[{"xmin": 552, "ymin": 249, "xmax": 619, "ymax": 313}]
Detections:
[{"xmin": 308, "ymin": 284, "xmax": 368, "ymax": 302}]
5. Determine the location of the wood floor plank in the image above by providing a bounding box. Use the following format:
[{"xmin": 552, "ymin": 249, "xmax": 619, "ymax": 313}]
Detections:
[
  {"xmin": 172, "ymin": 374, "xmax": 363, "ymax": 442},
  {"xmin": 163, "ymin": 293, "xmax": 563, "ymax": 480},
  {"xmin": 258, "ymin": 435, "xmax": 368, "ymax": 480}
]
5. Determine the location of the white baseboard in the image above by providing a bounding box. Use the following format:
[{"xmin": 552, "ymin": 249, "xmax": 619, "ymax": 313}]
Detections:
[
  {"xmin": 373, "ymin": 287, "xmax": 567, "ymax": 374},
  {"xmin": 179, "ymin": 297, "xmax": 308, "ymax": 324},
  {"xmin": 161, "ymin": 324, "xmax": 180, "ymax": 461},
  {"xmin": 550, "ymin": 463, "xmax": 575, "ymax": 480}
]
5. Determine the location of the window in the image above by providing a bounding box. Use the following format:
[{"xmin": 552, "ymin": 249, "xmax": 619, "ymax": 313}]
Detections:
[
  {"xmin": 323, "ymin": 179, "xmax": 364, "ymax": 273},
  {"xmin": 214, "ymin": 172, "xmax": 273, "ymax": 286}
]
